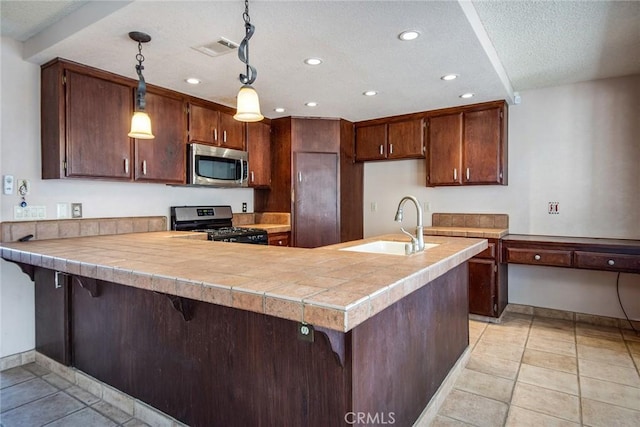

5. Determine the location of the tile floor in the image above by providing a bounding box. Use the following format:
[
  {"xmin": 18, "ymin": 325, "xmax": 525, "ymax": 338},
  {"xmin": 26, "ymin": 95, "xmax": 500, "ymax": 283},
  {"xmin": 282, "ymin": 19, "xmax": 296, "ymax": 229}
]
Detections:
[
  {"xmin": 2, "ymin": 313, "xmax": 639, "ymax": 426},
  {"xmin": 0, "ymin": 363, "xmax": 148, "ymax": 427},
  {"xmin": 434, "ymin": 313, "xmax": 640, "ymax": 427}
]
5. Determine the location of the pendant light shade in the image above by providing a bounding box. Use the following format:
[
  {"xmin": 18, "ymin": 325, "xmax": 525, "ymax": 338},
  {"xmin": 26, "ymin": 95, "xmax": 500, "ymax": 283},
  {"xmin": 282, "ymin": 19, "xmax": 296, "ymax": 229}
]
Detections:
[
  {"xmin": 128, "ymin": 111, "xmax": 154, "ymax": 139},
  {"xmin": 234, "ymin": 84, "xmax": 264, "ymax": 122},
  {"xmin": 128, "ymin": 31, "xmax": 154, "ymax": 139},
  {"xmin": 234, "ymin": 0, "xmax": 263, "ymax": 122}
]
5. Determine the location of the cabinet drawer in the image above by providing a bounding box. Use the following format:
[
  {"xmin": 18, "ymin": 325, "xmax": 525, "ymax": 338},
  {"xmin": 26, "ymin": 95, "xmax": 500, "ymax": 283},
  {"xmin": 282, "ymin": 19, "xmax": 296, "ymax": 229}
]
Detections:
[
  {"xmin": 474, "ymin": 242, "xmax": 496, "ymax": 259},
  {"xmin": 574, "ymin": 251, "xmax": 640, "ymax": 273},
  {"xmin": 506, "ymin": 248, "xmax": 572, "ymax": 267},
  {"xmin": 268, "ymin": 232, "xmax": 290, "ymax": 247}
]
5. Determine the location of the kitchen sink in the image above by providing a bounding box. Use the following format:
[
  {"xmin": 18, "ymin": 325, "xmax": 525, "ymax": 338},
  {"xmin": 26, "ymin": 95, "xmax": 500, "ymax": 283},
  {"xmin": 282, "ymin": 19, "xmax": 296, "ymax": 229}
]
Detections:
[{"xmin": 340, "ymin": 240, "xmax": 439, "ymax": 256}]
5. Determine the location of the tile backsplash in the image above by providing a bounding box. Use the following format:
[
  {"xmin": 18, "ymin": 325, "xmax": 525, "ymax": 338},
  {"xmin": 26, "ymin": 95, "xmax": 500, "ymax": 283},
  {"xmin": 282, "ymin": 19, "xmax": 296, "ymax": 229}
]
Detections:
[
  {"xmin": 0, "ymin": 217, "xmax": 167, "ymax": 242},
  {"xmin": 432, "ymin": 213, "xmax": 509, "ymax": 229}
]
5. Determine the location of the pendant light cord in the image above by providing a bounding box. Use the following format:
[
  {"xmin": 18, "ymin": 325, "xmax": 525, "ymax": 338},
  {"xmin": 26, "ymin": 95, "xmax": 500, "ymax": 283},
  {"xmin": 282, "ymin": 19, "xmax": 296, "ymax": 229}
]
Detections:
[{"xmin": 238, "ymin": 0, "xmax": 257, "ymax": 85}]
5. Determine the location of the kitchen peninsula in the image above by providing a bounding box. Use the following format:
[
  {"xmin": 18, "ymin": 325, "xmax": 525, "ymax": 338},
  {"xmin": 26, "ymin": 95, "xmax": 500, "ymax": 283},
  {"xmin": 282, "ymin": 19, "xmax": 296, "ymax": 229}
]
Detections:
[{"xmin": 1, "ymin": 231, "xmax": 486, "ymax": 426}]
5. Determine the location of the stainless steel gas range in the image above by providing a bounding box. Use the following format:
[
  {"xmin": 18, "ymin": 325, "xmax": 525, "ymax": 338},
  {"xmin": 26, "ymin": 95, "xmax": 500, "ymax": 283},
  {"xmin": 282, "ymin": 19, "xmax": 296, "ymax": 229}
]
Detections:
[{"xmin": 170, "ymin": 205, "xmax": 268, "ymax": 245}]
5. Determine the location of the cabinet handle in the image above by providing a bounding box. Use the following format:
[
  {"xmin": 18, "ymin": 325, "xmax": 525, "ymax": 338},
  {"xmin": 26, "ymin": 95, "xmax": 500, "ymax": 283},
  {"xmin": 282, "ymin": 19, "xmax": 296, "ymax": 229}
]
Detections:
[
  {"xmin": 250, "ymin": 171, "xmax": 255, "ymax": 183},
  {"xmin": 534, "ymin": 254, "xmax": 541, "ymax": 261},
  {"xmin": 124, "ymin": 158, "xmax": 129, "ymax": 174},
  {"xmin": 389, "ymin": 144, "xmax": 394, "ymax": 154},
  {"xmin": 466, "ymin": 168, "xmax": 470, "ymax": 180},
  {"xmin": 223, "ymin": 130, "xmax": 227, "ymax": 143},
  {"xmin": 142, "ymin": 160, "xmax": 147, "ymax": 175},
  {"xmin": 54, "ymin": 271, "xmax": 64, "ymax": 289},
  {"xmin": 379, "ymin": 145, "xmax": 384, "ymax": 156},
  {"xmin": 214, "ymin": 128, "xmax": 218, "ymax": 142},
  {"xmin": 298, "ymin": 171, "xmax": 302, "ymax": 183},
  {"xmin": 453, "ymin": 168, "xmax": 457, "ymax": 180},
  {"xmin": 608, "ymin": 259, "xmax": 615, "ymax": 266},
  {"xmin": 278, "ymin": 240, "xmax": 283, "ymax": 245}
]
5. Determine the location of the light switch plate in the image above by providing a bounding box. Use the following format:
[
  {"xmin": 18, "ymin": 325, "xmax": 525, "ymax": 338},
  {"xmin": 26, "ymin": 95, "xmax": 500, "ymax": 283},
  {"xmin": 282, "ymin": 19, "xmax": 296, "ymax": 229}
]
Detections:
[{"xmin": 3, "ymin": 175, "xmax": 14, "ymax": 195}]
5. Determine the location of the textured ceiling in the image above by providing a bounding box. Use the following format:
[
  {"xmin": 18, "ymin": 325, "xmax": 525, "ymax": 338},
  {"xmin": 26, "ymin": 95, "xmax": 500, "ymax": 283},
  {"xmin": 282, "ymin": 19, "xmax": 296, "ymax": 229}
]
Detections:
[{"xmin": 1, "ymin": 1, "xmax": 639, "ymax": 121}]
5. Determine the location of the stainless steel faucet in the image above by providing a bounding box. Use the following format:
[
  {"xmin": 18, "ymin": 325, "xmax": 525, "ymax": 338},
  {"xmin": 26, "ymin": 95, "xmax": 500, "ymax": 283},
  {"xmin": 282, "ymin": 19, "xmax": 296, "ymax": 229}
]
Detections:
[{"xmin": 394, "ymin": 195, "xmax": 425, "ymax": 254}]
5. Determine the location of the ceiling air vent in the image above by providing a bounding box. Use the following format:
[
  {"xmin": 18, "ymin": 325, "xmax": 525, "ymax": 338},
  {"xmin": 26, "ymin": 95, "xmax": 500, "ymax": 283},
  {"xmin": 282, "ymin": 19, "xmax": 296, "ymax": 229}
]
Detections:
[{"xmin": 193, "ymin": 38, "xmax": 238, "ymax": 57}]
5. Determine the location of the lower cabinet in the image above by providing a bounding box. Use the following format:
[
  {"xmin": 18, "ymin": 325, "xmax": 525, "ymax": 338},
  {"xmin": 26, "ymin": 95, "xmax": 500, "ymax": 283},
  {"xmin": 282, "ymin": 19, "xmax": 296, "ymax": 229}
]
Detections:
[
  {"xmin": 34, "ymin": 268, "xmax": 71, "ymax": 365},
  {"xmin": 268, "ymin": 232, "xmax": 290, "ymax": 247},
  {"xmin": 468, "ymin": 239, "xmax": 507, "ymax": 318}
]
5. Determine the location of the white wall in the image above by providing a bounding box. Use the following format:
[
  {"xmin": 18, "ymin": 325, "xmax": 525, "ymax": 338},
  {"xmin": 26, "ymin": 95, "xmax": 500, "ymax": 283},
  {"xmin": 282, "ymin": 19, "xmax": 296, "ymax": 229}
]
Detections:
[
  {"xmin": 364, "ymin": 74, "xmax": 640, "ymax": 320},
  {"xmin": 0, "ymin": 37, "xmax": 254, "ymax": 357}
]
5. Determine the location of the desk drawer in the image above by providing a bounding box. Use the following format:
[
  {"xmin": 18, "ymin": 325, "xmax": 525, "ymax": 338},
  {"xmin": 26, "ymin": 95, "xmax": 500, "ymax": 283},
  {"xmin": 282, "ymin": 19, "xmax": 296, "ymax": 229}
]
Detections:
[
  {"xmin": 474, "ymin": 242, "xmax": 496, "ymax": 259},
  {"xmin": 575, "ymin": 251, "xmax": 640, "ymax": 273},
  {"xmin": 506, "ymin": 248, "xmax": 572, "ymax": 267}
]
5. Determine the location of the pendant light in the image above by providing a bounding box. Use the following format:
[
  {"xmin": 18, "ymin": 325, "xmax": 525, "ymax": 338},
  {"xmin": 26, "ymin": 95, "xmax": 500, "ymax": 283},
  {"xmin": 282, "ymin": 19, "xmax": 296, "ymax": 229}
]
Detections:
[
  {"xmin": 234, "ymin": 0, "xmax": 264, "ymax": 122},
  {"xmin": 128, "ymin": 31, "xmax": 154, "ymax": 139}
]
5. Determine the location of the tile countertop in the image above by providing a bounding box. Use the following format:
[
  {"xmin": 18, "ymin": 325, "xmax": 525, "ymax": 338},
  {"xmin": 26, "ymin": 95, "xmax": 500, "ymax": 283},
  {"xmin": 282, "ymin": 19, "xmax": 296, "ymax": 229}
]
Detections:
[
  {"xmin": 0, "ymin": 232, "xmax": 486, "ymax": 332},
  {"xmin": 423, "ymin": 227, "xmax": 509, "ymax": 239}
]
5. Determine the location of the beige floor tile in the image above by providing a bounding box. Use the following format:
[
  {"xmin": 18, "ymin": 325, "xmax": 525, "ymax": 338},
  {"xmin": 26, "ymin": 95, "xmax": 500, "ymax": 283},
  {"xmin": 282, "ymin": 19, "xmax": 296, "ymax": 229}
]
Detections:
[
  {"xmin": 532, "ymin": 317, "xmax": 575, "ymax": 331},
  {"xmin": 580, "ymin": 376, "xmax": 640, "ymax": 411},
  {"xmin": 577, "ymin": 343, "xmax": 635, "ymax": 369},
  {"xmin": 517, "ymin": 363, "xmax": 579, "ymax": 395},
  {"xmin": 466, "ymin": 352, "xmax": 521, "ymax": 380},
  {"xmin": 522, "ymin": 348, "xmax": 577, "ymax": 374},
  {"xmin": 505, "ymin": 406, "xmax": 580, "ymax": 427},
  {"xmin": 526, "ymin": 335, "xmax": 576, "ymax": 357},
  {"xmin": 430, "ymin": 415, "xmax": 476, "ymax": 426},
  {"xmin": 480, "ymin": 329, "xmax": 528, "ymax": 347},
  {"xmin": 439, "ymin": 389, "xmax": 508, "ymax": 427},
  {"xmin": 622, "ymin": 329, "xmax": 640, "ymax": 343},
  {"xmin": 627, "ymin": 340, "xmax": 640, "ymax": 355},
  {"xmin": 473, "ymin": 340, "xmax": 525, "ymax": 362},
  {"xmin": 582, "ymin": 397, "xmax": 640, "ymax": 427},
  {"xmin": 577, "ymin": 334, "xmax": 627, "ymax": 351},
  {"xmin": 511, "ymin": 382, "xmax": 580, "ymax": 423},
  {"xmin": 454, "ymin": 368, "xmax": 514, "ymax": 403},
  {"xmin": 576, "ymin": 323, "xmax": 623, "ymax": 341},
  {"xmin": 529, "ymin": 326, "xmax": 576, "ymax": 343},
  {"xmin": 579, "ymin": 358, "xmax": 640, "ymax": 388}
]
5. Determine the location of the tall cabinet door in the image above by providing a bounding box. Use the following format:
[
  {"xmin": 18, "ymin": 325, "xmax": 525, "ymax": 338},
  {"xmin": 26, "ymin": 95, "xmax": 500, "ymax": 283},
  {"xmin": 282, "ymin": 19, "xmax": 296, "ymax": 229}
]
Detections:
[
  {"xmin": 35, "ymin": 268, "xmax": 71, "ymax": 366},
  {"xmin": 426, "ymin": 113, "xmax": 463, "ymax": 186},
  {"xmin": 463, "ymin": 107, "xmax": 503, "ymax": 184},
  {"xmin": 65, "ymin": 70, "xmax": 132, "ymax": 179},
  {"xmin": 293, "ymin": 152, "xmax": 339, "ymax": 248},
  {"xmin": 468, "ymin": 259, "xmax": 496, "ymax": 317},
  {"xmin": 134, "ymin": 91, "xmax": 187, "ymax": 183}
]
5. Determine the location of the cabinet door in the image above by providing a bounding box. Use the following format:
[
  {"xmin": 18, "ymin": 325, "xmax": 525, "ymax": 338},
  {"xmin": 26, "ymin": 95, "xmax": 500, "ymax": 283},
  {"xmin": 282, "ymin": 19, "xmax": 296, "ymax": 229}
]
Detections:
[
  {"xmin": 268, "ymin": 232, "xmax": 290, "ymax": 247},
  {"xmin": 135, "ymin": 91, "xmax": 187, "ymax": 183},
  {"xmin": 426, "ymin": 113, "xmax": 463, "ymax": 186},
  {"xmin": 219, "ymin": 112, "xmax": 246, "ymax": 150},
  {"xmin": 388, "ymin": 119, "xmax": 424, "ymax": 159},
  {"xmin": 189, "ymin": 103, "xmax": 219, "ymax": 145},
  {"xmin": 293, "ymin": 152, "xmax": 339, "ymax": 248},
  {"xmin": 247, "ymin": 122, "xmax": 271, "ymax": 187},
  {"xmin": 66, "ymin": 70, "xmax": 132, "ymax": 179},
  {"xmin": 35, "ymin": 268, "xmax": 71, "ymax": 365},
  {"xmin": 355, "ymin": 124, "xmax": 387, "ymax": 161},
  {"xmin": 463, "ymin": 107, "xmax": 503, "ymax": 184},
  {"xmin": 468, "ymin": 258, "xmax": 496, "ymax": 317}
]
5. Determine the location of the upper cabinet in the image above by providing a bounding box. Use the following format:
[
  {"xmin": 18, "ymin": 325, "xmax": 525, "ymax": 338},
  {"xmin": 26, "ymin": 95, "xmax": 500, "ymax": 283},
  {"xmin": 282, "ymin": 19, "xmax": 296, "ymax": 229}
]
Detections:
[
  {"xmin": 188, "ymin": 102, "xmax": 245, "ymax": 150},
  {"xmin": 246, "ymin": 121, "xmax": 271, "ymax": 188},
  {"xmin": 355, "ymin": 118, "xmax": 424, "ymax": 161},
  {"xmin": 426, "ymin": 101, "xmax": 508, "ymax": 187}
]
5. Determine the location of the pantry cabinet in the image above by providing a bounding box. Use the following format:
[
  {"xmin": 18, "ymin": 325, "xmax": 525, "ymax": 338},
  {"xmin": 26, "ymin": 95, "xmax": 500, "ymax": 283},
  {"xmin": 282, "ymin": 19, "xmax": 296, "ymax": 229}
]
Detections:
[
  {"xmin": 188, "ymin": 102, "xmax": 245, "ymax": 150},
  {"xmin": 41, "ymin": 58, "xmax": 188, "ymax": 184},
  {"xmin": 426, "ymin": 101, "xmax": 507, "ymax": 187},
  {"xmin": 246, "ymin": 121, "xmax": 271, "ymax": 188},
  {"xmin": 355, "ymin": 118, "xmax": 424, "ymax": 161},
  {"xmin": 468, "ymin": 239, "xmax": 508, "ymax": 318}
]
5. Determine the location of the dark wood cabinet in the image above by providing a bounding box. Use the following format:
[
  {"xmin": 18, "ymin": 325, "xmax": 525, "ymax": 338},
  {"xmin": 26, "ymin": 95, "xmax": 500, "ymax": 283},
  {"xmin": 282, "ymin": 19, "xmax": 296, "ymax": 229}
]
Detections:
[
  {"xmin": 468, "ymin": 239, "xmax": 508, "ymax": 318},
  {"xmin": 134, "ymin": 90, "xmax": 187, "ymax": 183},
  {"xmin": 34, "ymin": 268, "xmax": 71, "ymax": 365},
  {"xmin": 426, "ymin": 100, "xmax": 508, "ymax": 187},
  {"xmin": 255, "ymin": 117, "xmax": 363, "ymax": 247},
  {"xmin": 188, "ymin": 102, "xmax": 245, "ymax": 150},
  {"xmin": 355, "ymin": 119, "xmax": 424, "ymax": 161},
  {"xmin": 247, "ymin": 121, "xmax": 271, "ymax": 188},
  {"xmin": 268, "ymin": 232, "xmax": 290, "ymax": 246}
]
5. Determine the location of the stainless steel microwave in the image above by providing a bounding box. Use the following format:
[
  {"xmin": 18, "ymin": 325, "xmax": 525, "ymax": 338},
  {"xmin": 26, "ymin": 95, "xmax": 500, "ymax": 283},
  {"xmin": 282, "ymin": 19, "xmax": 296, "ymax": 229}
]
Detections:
[{"xmin": 187, "ymin": 143, "xmax": 249, "ymax": 187}]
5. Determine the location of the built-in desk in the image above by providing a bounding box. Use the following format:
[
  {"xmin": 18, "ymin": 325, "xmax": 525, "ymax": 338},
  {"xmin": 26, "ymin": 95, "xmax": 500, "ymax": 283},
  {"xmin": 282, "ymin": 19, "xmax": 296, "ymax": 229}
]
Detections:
[{"xmin": 502, "ymin": 235, "xmax": 640, "ymax": 274}]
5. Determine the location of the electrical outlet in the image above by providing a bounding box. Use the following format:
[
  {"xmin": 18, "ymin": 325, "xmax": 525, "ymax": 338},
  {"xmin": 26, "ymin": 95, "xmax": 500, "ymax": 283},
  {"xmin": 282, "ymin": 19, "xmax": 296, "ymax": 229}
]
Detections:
[
  {"xmin": 57, "ymin": 203, "xmax": 69, "ymax": 218},
  {"xmin": 297, "ymin": 323, "xmax": 314, "ymax": 342},
  {"xmin": 71, "ymin": 203, "xmax": 83, "ymax": 218},
  {"xmin": 242, "ymin": 202, "xmax": 247, "ymax": 213},
  {"xmin": 548, "ymin": 201, "xmax": 559, "ymax": 214},
  {"xmin": 370, "ymin": 202, "xmax": 378, "ymax": 212},
  {"xmin": 424, "ymin": 202, "xmax": 431, "ymax": 211}
]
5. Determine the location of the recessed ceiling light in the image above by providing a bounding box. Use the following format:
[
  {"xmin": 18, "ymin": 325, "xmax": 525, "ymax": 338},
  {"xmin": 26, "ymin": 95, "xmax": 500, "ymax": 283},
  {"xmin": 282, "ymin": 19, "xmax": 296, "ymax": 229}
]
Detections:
[
  {"xmin": 305, "ymin": 102, "xmax": 318, "ymax": 107},
  {"xmin": 460, "ymin": 93, "xmax": 474, "ymax": 99},
  {"xmin": 185, "ymin": 78, "xmax": 201, "ymax": 85},
  {"xmin": 398, "ymin": 30, "xmax": 420, "ymax": 41},
  {"xmin": 274, "ymin": 107, "xmax": 285, "ymax": 113},
  {"xmin": 363, "ymin": 90, "xmax": 378, "ymax": 96},
  {"xmin": 304, "ymin": 58, "xmax": 323, "ymax": 66},
  {"xmin": 441, "ymin": 74, "xmax": 458, "ymax": 81}
]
